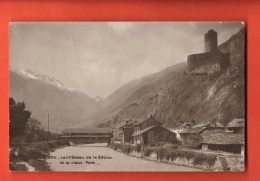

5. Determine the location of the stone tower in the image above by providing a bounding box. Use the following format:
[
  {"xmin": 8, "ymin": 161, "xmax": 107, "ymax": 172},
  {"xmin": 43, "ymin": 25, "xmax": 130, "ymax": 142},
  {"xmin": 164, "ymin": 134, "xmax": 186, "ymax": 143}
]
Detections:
[{"xmin": 204, "ymin": 29, "xmax": 218, "ymax": 52}]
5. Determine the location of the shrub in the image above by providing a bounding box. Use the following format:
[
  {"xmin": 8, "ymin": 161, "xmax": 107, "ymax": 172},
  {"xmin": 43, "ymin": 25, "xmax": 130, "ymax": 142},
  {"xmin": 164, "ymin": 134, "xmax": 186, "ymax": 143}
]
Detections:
[
  {"xmin": 135, "ymin": 144, "xmax": 142, "ymax": 153},
  {"xmin": 165, "ymin": 149, "xmax": 173, "ymax": 161},
  {"xmin": 193, "ymin": 153, "xmax": 216, "ymax": 167},
  {"xmin": 143, "ymin": 146, "xmax": 154, "ymax": 157},
  {"xmin": 156, "ymin": 147, "xmax": 166, "ymax": 160},
  {"xmin": 111, "ymin": 143, "xmax": 120, "ymax": 151}
]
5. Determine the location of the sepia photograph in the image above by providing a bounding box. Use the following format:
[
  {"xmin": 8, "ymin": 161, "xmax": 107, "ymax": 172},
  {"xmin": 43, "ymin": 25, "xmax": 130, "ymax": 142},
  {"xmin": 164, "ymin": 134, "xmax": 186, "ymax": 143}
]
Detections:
[{"xmin": 9, "ymin": 22, "xmax": 245, "ymax": 172}]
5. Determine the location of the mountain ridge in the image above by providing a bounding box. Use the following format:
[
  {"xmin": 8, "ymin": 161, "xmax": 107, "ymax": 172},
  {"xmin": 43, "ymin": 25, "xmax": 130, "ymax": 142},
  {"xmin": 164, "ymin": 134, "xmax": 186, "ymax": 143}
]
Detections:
[
  {"xmin": 9, "ymin": 68, "xmax": 100, "ymax": 132},
  {"xmin": 95, "ymin": 29, "xmax": 245, "ymax": 129}
]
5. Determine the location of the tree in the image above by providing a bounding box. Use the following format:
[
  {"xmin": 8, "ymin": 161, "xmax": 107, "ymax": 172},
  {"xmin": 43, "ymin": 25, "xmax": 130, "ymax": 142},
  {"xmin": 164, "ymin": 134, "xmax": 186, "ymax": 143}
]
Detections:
[
  {"xmin": 9, "ymin": 97, "xmax": 31, "ymax": 141},
  {"xmin": 25, "ymin": 118, "xmax": 42, "ymax": 142}
]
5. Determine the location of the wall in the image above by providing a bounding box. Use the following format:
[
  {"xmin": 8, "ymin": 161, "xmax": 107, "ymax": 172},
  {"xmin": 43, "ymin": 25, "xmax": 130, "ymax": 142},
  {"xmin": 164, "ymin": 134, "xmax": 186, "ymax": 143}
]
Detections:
[
  {"xmin": 187, "ymin": 29, "xmax": 245, "ymax": 75},
  {"xmin": 122, "ymin": 127, "xmax": 133, "ymax": 143},
  {"xmin": 187, "ymin": 51, "xmax": 230, "ymax": 74}
]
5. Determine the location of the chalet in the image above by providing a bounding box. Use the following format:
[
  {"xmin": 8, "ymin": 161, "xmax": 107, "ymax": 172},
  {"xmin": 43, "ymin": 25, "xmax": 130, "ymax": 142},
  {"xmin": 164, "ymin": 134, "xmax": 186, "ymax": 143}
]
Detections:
[
  {"xmin": 118, "ymin": 120, "xmax": 134, "ymax": 143},
  {"xmin": 131, "ymin": 115, "xmax": 176, "ymax": 144},
  {"xmin": 226, "ymin": 118, "xmax": 245, "ymax": 133},
  {"xmin": 200, "ymin": 130, "xmax": 244, "ymax": 155},
  {"xmin": 179, "ymin": 121, "xmax": 224, "ymax": 141},
  {"xmin": 61, "ymin": 128, "xmax": 113, "ymax": 144},
  {"xmin": 179, "ymin": 126, "xmax": 207, "ymax": 142},
  {"xmin": 118, "ymin": 114, "xmax": 176, "ymax": 145},
  {"xmin": 200, "ymin": 118, "xmax": 245, "ymax": 155}
]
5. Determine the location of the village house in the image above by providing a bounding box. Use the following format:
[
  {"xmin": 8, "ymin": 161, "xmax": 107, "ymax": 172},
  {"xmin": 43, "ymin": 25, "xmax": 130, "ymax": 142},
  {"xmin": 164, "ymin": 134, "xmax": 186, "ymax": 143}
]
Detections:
[
  {"xmin": 179, "ymin": 120, "xmax": 224, "ymax": 142},
  {"xmin": 118, "ymin": 120, "xmax": 134, "ymax": 143},
  {"xmin": 226, "ymin": 118, "xmax": 245, "ymax": 133},
  {"xmin": 118, "ymin": 114, "xmax": 176, "ymax": 145},
  {"xmin": 200, "ymin": 118, "xmax": 245, "ymax": 155}
]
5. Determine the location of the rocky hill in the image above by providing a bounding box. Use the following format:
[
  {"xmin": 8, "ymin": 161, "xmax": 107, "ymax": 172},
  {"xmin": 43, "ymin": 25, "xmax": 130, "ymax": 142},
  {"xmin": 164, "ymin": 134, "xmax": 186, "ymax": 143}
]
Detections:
[
  {"xmin": 9, "ymin": 68, "xmax": 100, "ymax": 131},
  {"xmin": 96, "ymin": 29, "xmax": 245, "ymax": 129}
]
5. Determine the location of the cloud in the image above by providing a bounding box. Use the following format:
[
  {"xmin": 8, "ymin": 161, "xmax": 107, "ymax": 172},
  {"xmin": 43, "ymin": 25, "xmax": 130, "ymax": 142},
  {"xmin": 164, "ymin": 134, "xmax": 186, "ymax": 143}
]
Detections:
[{"xmin": 10, "ymin": 22, "xmax": 243, "ymax": 98}]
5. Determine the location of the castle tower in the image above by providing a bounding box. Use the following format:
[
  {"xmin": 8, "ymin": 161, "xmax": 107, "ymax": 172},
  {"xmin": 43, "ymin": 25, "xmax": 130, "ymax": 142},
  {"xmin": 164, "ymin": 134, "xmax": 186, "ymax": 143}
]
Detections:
[{"xmin": 204, "ymin": 29, "xmax": 218, "ymax": 52}]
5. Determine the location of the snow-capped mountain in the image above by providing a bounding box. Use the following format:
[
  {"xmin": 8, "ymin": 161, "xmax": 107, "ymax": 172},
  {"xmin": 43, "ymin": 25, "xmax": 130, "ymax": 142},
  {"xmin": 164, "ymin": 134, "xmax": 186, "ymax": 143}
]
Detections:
[
  {"xmin": 9, "ymin": 67, "xmax": 100, "ymax": 132},
  {"xmin": 10, "ymin": 66, "xmax": 74, "ymax": 91}
]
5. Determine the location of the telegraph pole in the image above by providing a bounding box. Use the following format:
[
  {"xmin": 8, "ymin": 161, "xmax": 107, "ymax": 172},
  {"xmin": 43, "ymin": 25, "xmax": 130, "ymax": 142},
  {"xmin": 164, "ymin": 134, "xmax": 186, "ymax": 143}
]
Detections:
[
  {"xmin": 48, "ymin": 114, "xmax": 50, "ymax": 141},
  {"xmin": 56, "ymin": 127, "xmax": 58, "ymax": 140}
]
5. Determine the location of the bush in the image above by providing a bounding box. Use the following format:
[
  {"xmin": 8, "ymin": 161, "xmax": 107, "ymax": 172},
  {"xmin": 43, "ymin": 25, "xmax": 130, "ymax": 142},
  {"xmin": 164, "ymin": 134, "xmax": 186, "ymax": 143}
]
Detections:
[
  {"xmin": 156, "ymin": 147, "xmax": 166, "ymax": 160},
  {"xmin": 110, "ymin": 142, "xmax": 217, "ymax": 168},
  {"xmin": 121, "ymin": 144, "xmax": 134, "ymax": 154},
  {"xmin": 193, "ymin": 153, "xmax": 216, "ymax": 167},
  {"xmin": 143, "ymin": 146, "xmax": 154, "ymax": 157},
  {"xmin": 143, "ymin": 146, "xmax": 217, "ymax": 167},
  {"xmin": 135, "ymin": 144, "xmax": 142, "ymax": 152}
]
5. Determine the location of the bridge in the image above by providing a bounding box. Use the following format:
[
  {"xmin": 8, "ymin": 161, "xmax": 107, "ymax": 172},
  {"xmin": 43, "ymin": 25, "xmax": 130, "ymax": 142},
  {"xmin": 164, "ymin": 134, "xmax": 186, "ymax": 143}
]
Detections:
[{"xmin": 61, "ymin": 128, "xmax": 113, "ymax": 144}]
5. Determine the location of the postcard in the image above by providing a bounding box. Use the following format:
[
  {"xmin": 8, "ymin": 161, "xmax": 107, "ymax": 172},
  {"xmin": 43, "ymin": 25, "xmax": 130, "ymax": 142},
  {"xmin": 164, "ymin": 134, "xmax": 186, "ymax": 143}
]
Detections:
[{"xmin": 9, "ymin": 22, "xmax": 245, "ymax": 172}]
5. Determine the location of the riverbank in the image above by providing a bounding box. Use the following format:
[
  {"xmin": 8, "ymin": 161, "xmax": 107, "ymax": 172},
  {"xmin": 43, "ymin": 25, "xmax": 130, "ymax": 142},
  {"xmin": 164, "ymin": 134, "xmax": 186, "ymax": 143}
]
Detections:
[
  {"xmin": 9, "ymin": 140, "xmax": 70, "ymax": 171},
  {"xmin": 109, "ymin": 142, "xmax": 244, "ymax": 171}
]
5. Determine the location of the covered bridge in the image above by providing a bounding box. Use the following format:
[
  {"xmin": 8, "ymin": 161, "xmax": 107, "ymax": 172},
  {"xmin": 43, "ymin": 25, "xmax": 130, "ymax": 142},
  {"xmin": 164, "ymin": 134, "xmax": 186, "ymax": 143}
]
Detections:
[{"xmin": 61, "ymin": 128, "xmax": 113, "ymax": 144}]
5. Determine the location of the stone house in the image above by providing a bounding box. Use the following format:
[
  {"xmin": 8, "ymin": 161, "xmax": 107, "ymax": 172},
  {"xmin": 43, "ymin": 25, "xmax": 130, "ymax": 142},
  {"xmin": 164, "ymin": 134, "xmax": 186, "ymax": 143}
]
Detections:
[
  {"xmin": 226, "ymin": 118, "xmax": 245, "ymax": 133},
  {"xmin": 132, "ymin": 115, "xmax": 176, "ymax": 144},
  {"xmin": 200, "ymin": 130, "xmax": 245, "ymax": 155},
  {"xmin": 118, "ymin": 115, "xmax": 176, "ymax": 145},
  {"xmin": 200, "ymin": 118, "xmax": 245, "ymax": 155},
  {"xmin": 118, "ymin": 120, "xmax": 134, "ymax": 143},
  {"xmin": 179, "ymin": 121, "xmax": 224, "ymax": 142}
]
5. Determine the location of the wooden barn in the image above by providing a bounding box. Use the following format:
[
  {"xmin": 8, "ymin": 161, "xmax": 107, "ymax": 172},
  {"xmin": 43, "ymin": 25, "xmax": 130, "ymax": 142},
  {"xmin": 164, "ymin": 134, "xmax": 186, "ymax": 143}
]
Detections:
[
  {"xmin": 131, "ymin": 115, "xmax": 176, "ymax": 145},
  {"xmin": 117, "ymin": 115, "xmax": 176, "ymax": 145},
  {"xmin": 179, "ymin": 121, "xmax": 224, "ymax": 142},
  {"xmin": 118, "ymin": 120, "xmax": 134, "ymax": 143},
  {"xmin": 200, "ymin": 129, "xmax": 245, "ymax": 155},
  {"xmin": 226, "ymin": 118, "xmax": 245, "ymax": 133}
]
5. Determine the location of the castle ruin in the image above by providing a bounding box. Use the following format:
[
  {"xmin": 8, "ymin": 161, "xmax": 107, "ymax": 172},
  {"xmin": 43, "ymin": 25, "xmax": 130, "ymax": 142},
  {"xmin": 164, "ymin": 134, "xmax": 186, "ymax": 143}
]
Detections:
[{"xmin": 187, "ymin": 29, "xmax": 230, "ymax": 74}]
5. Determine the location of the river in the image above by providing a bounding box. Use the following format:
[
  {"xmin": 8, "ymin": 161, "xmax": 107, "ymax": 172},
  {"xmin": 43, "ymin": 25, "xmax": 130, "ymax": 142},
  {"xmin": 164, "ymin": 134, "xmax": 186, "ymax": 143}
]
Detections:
[{"xmin": 47, "ymin": 143, "xmax": 201, "ymax": 171}]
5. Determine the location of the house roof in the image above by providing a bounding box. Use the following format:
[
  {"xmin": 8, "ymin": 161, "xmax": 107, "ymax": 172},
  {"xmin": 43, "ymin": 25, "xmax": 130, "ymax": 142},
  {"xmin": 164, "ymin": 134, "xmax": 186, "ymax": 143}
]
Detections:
[
  {"xmin": 227, "ymin": 118, "xmax": 245, "ymax": 128},
  {"xmin": 201, "ymin": 130, "xmax": 244, "ymax": 145},
  {"xmin": 192, "ymin": 121, "xmax": 224, "ymax": 128},
  {"xmin": 133, "ymin": 117, "xmax": 160, "ymax": 126},
  {"xmin": 61, "ymin": 128, "xmax": 112, "ymax": 134},
  {"xmin": 180, "ymin": 126, "xmax": 207, "ymax": 134},
  {"xmin": 132, "ymin": 125, "xmax": 157, "ymax": 137},
  {"xmin": 192, "ymin": 122, "xmax": 209, "ymax": 128}
]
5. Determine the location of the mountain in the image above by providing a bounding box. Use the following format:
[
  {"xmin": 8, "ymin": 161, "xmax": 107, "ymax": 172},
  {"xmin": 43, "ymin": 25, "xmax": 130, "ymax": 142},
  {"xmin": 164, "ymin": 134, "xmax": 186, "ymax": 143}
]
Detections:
[
  {"xmin": 96, "ymin": 29, "xmax": 245, "ymax": 129},
  {"xmin": 9, "ymin": 68, "xmax": 100, "ymax": 132}
]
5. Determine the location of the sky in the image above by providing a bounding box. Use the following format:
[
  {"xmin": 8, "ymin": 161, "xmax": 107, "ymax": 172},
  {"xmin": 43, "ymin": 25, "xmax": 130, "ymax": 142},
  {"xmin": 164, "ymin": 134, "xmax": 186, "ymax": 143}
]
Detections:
[{"xmin": 9, "ymin": 22, "xmax": 244, "ymax": 98}]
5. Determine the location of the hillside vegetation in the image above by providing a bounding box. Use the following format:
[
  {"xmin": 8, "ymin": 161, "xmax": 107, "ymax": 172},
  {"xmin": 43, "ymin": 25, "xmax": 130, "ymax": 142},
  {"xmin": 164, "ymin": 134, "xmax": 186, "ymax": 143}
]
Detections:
[{"xmin": 96, "ymin": 29, "xmax": 245, "ymax": 129}]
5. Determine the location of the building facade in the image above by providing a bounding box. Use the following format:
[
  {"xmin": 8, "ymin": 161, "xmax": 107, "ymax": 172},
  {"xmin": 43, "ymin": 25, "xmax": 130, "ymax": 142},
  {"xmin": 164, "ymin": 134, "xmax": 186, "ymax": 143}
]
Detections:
[{"xmin": 118, "ymin": 115, "xmax": 176, "ymax": 145}]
